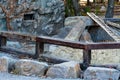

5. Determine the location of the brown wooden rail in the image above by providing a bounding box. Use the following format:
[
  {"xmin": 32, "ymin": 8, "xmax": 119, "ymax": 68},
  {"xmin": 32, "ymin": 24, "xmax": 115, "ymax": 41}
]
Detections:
[
  {"xmin": 1, "ymin": 31, "xmax": 120, "ymax": 68},
  {"xmin": 36, "ymin": 36, "xmax": 120, "ymax": 67}
]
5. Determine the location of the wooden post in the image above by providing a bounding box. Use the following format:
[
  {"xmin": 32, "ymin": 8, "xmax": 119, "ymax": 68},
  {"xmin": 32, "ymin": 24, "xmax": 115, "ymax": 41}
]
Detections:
[
  {"xmin": 0, "ymin": 36, "xmax": 7, "ymax": 47},
  {"xmin": 34, "ymin": 41, "xmax": 44, "ymax": 59},
  {"xmin": 83, "ymin": 49, "xmax": 91, "ymax": 68}
]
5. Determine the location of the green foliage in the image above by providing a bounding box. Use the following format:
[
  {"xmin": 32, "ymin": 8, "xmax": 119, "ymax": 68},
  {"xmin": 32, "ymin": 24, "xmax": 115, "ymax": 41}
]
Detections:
[
  {"xmin": 95, "ymin": 6, "xmax": 100, "ymax": 15},
  {"xmin": 81, "ymin": 6, "xmax": 91, "ymax": 16},
  {"xmin": 65, "ymin": 0, "xmax": 75, "ymax": 17}
]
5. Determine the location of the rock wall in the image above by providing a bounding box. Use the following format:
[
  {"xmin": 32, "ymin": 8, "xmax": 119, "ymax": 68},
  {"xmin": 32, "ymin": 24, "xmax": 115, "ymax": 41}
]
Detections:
[{"xmin": 0, "ymin": 0, "xmax": 65, "ymax": 36}]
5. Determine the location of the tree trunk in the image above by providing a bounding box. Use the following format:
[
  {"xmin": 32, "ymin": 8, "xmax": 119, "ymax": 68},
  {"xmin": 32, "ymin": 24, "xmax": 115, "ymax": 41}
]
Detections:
[
  {"xmin": 72, "ymin": 0, "xmax": 81, "ymax": 16},
  {"xmin": 6, "ymin": 17, "xmax": 12, "ymax": 31},
  {"xmin": 105, "ymin": 0, "xmax": 115, "ymax": 18},
  {"xmin": 87, "ymin": 0, "xmax": 90, "ymax": 6}
]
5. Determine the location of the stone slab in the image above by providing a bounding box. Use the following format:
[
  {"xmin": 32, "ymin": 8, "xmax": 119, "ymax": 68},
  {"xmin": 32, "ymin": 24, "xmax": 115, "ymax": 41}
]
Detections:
[{"xmin": 84, "ymin": 67, "xmax": 120, "ymax": 80}]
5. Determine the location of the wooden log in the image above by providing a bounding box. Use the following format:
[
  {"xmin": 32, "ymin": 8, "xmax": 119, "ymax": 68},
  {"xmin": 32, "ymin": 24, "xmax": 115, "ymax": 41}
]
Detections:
[{"xmin": 105, "ymin": 21, "xmax": 120, "ymax": 29}]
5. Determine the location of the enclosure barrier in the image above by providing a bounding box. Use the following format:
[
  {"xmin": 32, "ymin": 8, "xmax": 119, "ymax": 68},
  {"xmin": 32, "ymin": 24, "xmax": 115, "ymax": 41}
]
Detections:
[{"xmin": 0, "ymin": 31, "xmax": 120, "ymax": 68}]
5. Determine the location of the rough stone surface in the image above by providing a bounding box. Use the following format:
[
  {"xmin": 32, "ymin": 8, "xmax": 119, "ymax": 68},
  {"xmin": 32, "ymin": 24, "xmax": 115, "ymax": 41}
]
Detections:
[
  {"xmin": 84, "ymin": 67, "xmax": 120, "ymax": 80},
  {"xmin": 15, "ymin": 59, "xmax": 48, "ymax": 76},
  {"xmin": 50, "ymin": 16, "xmax": 93, "ymax": 62},
  {"xmin": 49, "ymin": 16, "xmax": 120, "ymax": 64},
  {"xmin": 0, "ymin": 0, "xmax": 65, "ymax": 36},
  {"xmin": 116, "ymin": 64, "xmax": 120, "ymax": 71},
  {"xmin": 0, "ymin": 56, "xmax": 16, "ymax": 72},
  {"xmin": 0, "ymin": 72, "xmax": 83, "ymax": 80},
  {"xmin": 46, "ymin": 61, "xmax": 81, "ymax": 79}
]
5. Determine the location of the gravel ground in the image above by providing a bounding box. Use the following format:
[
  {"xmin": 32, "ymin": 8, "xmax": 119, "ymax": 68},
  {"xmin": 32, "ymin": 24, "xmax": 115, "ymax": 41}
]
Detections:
[
  {"xmin": 0, "ymin": 72, "xmax": 40, "ymax": 80},
  {"xmin": 0, "ymin": 72, "xmax": 83, "ymax": 80}
]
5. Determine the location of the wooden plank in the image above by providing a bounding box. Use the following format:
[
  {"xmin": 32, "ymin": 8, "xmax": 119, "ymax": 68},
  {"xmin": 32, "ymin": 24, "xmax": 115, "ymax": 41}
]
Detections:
[
  {"xmin": 105, "ymin": 21, "xmax": 120, "ymax": 29},
  {"xmin": 104, "ymin": 18, "xmax": 120, "ymax": 22},
  {"xmin": 0, "ymin": 31, "xmax": 36, "ymax": 42},
  {"xmin": 87, "ymin": 12, "xmax": 120, "ymax": 42}
]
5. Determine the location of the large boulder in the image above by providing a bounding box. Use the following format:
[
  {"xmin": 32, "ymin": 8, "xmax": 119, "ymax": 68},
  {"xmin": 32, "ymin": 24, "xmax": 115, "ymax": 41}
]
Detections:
[
  {"xmin": 84, "ymin": 67, "xmax": 120, "ymax": 80},
  {"xmin": 14, "ymin": 59, "xmax": 48, "ymax": 76},
  {"xmin": 46, "ymin": 61, "xmax": 81, "ymax": 78}
]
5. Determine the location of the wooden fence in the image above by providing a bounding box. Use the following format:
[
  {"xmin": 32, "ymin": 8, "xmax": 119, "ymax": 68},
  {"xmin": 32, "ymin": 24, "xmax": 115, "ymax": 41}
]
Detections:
[{"xmin": 0, "ymin": 31, "xmax": 120, "ymax": 68}]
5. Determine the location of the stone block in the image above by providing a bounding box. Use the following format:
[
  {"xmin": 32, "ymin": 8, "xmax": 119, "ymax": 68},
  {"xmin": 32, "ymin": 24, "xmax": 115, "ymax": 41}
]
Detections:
[
  {"xmin": 0, "ymin": 56, "xmax": 16, "ymax": 72},
  {"xmin": 116, "ymin": 64, "xmax": 120, "ymax": 71},
  {"xmin": 84, "ymin": 67, "xmax": 120, "ymax": 80},
  {"xmin": 15, "ymin": 59, "xmax": 48, "ymax": 76},
  {"xmin": 46, "ymin": 61, "xmax": 80, "ymax": 78}
]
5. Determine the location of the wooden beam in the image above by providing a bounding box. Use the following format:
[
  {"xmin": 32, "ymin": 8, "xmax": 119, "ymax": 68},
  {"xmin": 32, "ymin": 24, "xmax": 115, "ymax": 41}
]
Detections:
[
  {"xmin": 104, "ymin": 18, "xmax": 120, "ymax": 22},
  {"xmin": 36, "ymin": 36, "xmax": 85, "ymax": 49},
  {"xmin": 87, "ymin": 12, "xmax": 120, "ymax": 42},
  {"xmin": 85, "ymin": 42, "xmax": 120, "ymax": 49},
  {"xmin": 0, "ymin": 31, "xmax": 36, "ymax": 42},
  {"xmin": 105, "ymin": 21, "xmax": 120, "ymax": 29}
]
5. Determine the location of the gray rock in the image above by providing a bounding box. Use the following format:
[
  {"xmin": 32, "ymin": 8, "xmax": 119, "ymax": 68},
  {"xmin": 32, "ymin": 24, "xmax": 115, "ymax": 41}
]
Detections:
[
  {"xmin": 0, "ymin": 0, "xmax": 65, "ymax": 36},
  {"xmin": 7, "ymin": 41, "xmax": 22, "ymax": 49},
  {"xmin": 116, "ymin": 64, "xmax": 120, "ymax": 71},
  {"xmin": 46, "ymin": 61, "xmax": 80, "ymax": 79},
  {"xmin": 0, "ymin": 56, "xmax": 16, "ymax": 72},
  {"xmin": 0, "ymin": 72, "xmax": 83, "ymax": 80},
  {"xmin": 84, "ymin": 67, "xmax": 120, "ymax": 80},
  {"xmin": 15, "ymin": 59, "xmax": 48, "ymax": 76}
]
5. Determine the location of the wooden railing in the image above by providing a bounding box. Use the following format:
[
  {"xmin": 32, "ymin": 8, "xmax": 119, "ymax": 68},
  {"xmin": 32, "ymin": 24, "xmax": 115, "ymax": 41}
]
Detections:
[{"xmin": 1, "ymin": 31, "xmax": 120, "ymax": 67}]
